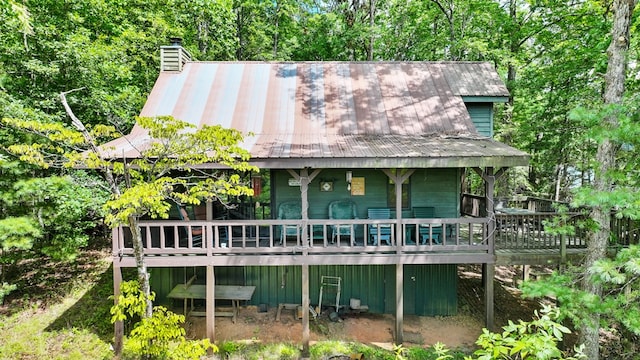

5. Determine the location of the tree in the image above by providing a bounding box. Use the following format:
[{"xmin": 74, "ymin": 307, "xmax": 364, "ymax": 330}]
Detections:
[
  {"xmin": 2, "ymin": 89, "xmax": 256, "ymax": 319},
  {"xmin": 578, "ymin": 1, "xmax": 637, "ymax": 357}
]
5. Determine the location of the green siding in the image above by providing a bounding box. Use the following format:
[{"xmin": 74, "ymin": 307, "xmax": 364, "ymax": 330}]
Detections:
[
  {"xmin": 466, "ymin": 103, "xmax": 494, "ymax": 137},
  {"xmin": 405, "ymin": 264, "xmax": 458, "ymax": 315},
  {"xmin": 154, "ymin": 264, "xmax": 457, "ymax": 316},
  {"xmin": 409, "ymin": 168, "xmax": 461, "ymax": 217},
  {"xmin": 274, "ymin": 168, "xmax": 461, "ymax": 220}
]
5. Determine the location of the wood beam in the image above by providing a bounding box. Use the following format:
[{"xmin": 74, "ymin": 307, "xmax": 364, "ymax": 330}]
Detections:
[
  {"xmin": 472, "ymin": 166, "xmax": 506, "ymax": 181},
  {"xmin": 113, "ymin": 261, "xmax": 123, "ymax": 356},
  {"xmin": 483, "ymin": 263, "xmax": 495, "ymax": 331},
  {"xmin": 395, "ymin": 263, "xmax": 404, "ymax": 344},
  {"xmin": 483, "ymin": 167, "xmax": 496, "ymax": 331},
  {"xmin": 302, "ymin": 264, "xmax": 310, "ymax": 357},
  {"xmin": 382, "ymin": 168, "xmax": 415, "ymax": 248},
  {"xmin": 383, "ymin": 168, "xmax": 415, "ymax": 346},
  {"xmin": 206, "ymin": 265, "xmax": 215, "ymax": 342}
]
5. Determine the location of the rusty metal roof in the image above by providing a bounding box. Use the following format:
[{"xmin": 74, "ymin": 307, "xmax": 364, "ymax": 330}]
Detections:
[{"xmin": 102, "ymin": 61, "xmax": 528, "ymax": 168}]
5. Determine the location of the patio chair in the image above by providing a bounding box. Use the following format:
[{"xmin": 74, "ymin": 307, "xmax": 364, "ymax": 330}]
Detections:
[
  {"xmin": 278, "ymin": 201, "xmax": 302, "ymax": 244},
  {"xmin": 176, "ymin": 205, "xmax": 203, "ymax": 247},
  {"xmin": 328, "ymin": 200, "xmax": 358, "ymax": 244},
  {"xmin": 367, "ymin": 208, "xmax": 392, "ymax": 245},
  {"xmin": 412, "ymin": 206, "xmax": 441, "ymax": 245}
]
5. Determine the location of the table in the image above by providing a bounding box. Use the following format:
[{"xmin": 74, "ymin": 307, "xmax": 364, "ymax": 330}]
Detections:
[{"xmin": 167, "ymin": 284, "xmax": 256, "ymax": 323}]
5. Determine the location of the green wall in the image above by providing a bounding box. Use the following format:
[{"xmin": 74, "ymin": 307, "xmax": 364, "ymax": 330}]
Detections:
[
  {"xmin": 273, "ymin": 168, "xmax": 461, "ymax": 220},
  {"xmin": 152, "ymin": 264, "xmax": 458, "ymax": 316},
  {"xmin": 466, "ymin": 102, "xmax": 494, "ymax": 137}
]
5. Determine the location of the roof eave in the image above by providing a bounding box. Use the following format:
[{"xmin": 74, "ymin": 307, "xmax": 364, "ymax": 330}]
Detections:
[
  {"xmin": 461, "ymin": 96, "xmax": 509, "ymax": 103},
  {"xmin": 191, "ymin": 155, "xmax": 530, "ymax": 170}
]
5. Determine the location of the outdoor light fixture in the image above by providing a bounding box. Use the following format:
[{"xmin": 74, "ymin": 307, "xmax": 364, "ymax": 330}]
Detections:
[{"xmin": 346, "ymin": 171, "xmax": 353, "ymax": 191}]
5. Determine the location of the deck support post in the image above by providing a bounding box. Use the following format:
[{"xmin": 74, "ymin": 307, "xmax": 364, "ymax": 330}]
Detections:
[
  {"xmin": 473, "ymin": 166, "xmax": 501, "ymax": 330},
  {"xmin": 293, "ymin": 168, "xmax": 316, "ymax": 357},
  {"xmin": 483, "ymin": 263, "xmax": 495, "ymax": 331},
  {"xmin": 483, "ymin": 166, "xmax": 497, "ymax": 331},
  {"xmin": 206, "ymin": 265, "xmax": 215, "ymax": 343},
  {"xmin": 113, "ymin": 259, "xmax": 123, "ymax": 356},
  {"xmin": 302, "ymin": 264, "xmax": 310, "ymax": 357},
  {"xmin": 395, "ymin": 263, "xmax": 404, "ymax": 344},
  {"xmin": 383, "ymin": 169, "xmax": 413, "ymax": 344}
]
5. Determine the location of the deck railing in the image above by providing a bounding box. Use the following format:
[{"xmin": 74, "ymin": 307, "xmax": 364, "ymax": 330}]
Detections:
[
  {"xmin": 113, "ymin": 211, "xmax": 640, "ymax": 260},
  {"xmin": 113, "ymin": 217, "xmax": 491, "ymax": 257},
  {"xmin": 494, "ymin": 212, "xmax": 588, "ymax": 250}
]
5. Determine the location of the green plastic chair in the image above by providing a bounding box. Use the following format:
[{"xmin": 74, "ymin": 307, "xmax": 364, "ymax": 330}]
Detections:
[
  {"xmin": 278, "ymin": 201, "xmax": 302, "ymax": 244},
  {"xmin": 412, "ymin": 206, "xmax": 441, "ymax": 244},
  {"xmin": 368, "ymin": 208, "xmax": 392, "ymax": 245},
  {"xmin": 329, "ymin": 200, "xmax": 358, "ymax": 244}
]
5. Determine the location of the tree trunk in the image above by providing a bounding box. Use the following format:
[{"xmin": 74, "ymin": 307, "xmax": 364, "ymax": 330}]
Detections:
[
  {"xmin": 128, "ymin": 215, "xmax": 153, "ymax": 318},
  {"xmin": 580, "ymin": 0, "xmax": 636, "ymax": 358}
]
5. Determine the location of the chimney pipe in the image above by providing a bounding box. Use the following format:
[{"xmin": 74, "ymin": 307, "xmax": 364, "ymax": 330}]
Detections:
[{"xmin": 160, "ymin": 38, "xmax": 191, "ymax": 72}]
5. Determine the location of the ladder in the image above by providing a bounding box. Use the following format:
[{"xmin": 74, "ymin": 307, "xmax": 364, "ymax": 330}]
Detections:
[{"xmin": 317, "ymin": 276, "xmax": 342, "ymax": 313}]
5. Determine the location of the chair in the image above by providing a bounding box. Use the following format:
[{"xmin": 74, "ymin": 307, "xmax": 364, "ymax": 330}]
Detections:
[
  {"xmin": 412, "ymin": 206, "xmax": 441, "ymax": 245},
  {"xmin": 328, "ymin": 200, "xmax": 358, "ymax": 244},
  {"xmin": 278, "ymin": 201, "xmax": 302, "ymax": 244},
  {"xmin": 367, "ymin": 208, "xmax": 392, "ymax": 245},
  {"xmin": 176, "ymin": 205, "xmax": 203, "ymax": 247}
]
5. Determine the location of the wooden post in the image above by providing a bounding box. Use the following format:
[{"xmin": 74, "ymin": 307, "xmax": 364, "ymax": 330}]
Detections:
[
  {"xmin": 484, "ymin": 167, "xmax": 496, "ymax": 331},
  {"xmin": 395, "ymin": 263, "xmax": 404, "ymax": 344},
  {"xmin": 382, "ymin": 168, "xmax": 414, "ymax": 248},
  {"xmin": 206, "ymin": 199, "xmax": 213, "ymax": 221},
  {"xmin": 297, "ymin": 167, "xmax": 320, "ymax": 358},
  {"xmin": 523, "ymin": 265, "xmax": 531, "ymax": 282},
  {"xmin": 113, "ymin": 259, "xmax": 123, "ymax": 356},
  {"xmin": 483, "ymin": 263, "xmax": 495, "ymax": 331},
  {"xmin": 382, "ymin": 168, "xmax": 413, "ymax": 345},
  {"xmin": 473, "ymin": 166, "xmax": 499, "ymax": 331},
  {"xmin": 206, "ymin": 265, "xmax": 215, "ymax": 343},
  {"xmin": 302, "ymin": 264, "xmax": 310, "ymax": 357}
]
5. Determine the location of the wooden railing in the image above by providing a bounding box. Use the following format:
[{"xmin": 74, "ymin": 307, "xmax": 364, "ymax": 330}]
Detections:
[
  {"xmin": 113, "ymin": 212, "xmax": 640, "ymax": 262},
  {"xmin": 113, "ymin": 217, "xmax": 491, "ymax": 257},
  {"xmin": 495, "ymin": 212, "xmax": 587, "ymax": 250}
]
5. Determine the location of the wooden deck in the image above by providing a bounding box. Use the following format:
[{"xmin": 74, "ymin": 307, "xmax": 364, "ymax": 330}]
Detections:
[{"xmin": 111, "ymin": 213, "xmax": 601, "ymax": 267}]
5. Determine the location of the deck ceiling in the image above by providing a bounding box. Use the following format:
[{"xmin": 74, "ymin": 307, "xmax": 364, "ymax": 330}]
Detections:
[{"xmin": 102, "ymin": 61, "xmax": 529, "ymax": 169}]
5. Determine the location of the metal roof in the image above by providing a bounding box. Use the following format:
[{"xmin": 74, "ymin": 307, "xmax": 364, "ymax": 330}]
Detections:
[{"xmin": 101, "ymin": 61, "xmax": 528, "ymax": 168}]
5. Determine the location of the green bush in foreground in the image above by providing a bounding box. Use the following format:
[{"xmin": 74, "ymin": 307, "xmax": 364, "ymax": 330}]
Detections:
[
  {"xmin": 215, "ymin": 306, "xmax": 582, "ymax": 360},
  {"xmin": 466, "ymin": 305, "xmax": 585, "ymax": 360},
  {"xmin": 111, "ymin": 280, "xmax": 217, "ymax": 359}
]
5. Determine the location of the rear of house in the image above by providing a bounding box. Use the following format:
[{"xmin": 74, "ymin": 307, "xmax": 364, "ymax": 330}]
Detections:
[{"xmin": 106, "ymin": 43, "xmax": 530, "ymax": 347}]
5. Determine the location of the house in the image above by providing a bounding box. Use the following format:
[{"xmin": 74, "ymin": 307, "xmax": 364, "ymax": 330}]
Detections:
[{"xmin": 107, "ymin": 42, "xmax": 533, "ymax": 350}]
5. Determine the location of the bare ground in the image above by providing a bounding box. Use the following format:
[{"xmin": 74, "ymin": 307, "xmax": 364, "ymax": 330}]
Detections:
[{"xmin": 184, "ymin": 265, "xmax": 544, "ymax": 351}]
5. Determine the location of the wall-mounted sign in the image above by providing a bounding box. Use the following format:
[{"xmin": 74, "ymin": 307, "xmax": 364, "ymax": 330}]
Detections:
[
  {"xmin": 320, "ymin": 181, "xmax": 334, "ymax": 192},
  {"xmin": 351, "ymin": 177, "xmax": 365, "ymax": 196},
  {"xmin": 288, "ymin": 178, "xmax": 301, "ymax": 186}
]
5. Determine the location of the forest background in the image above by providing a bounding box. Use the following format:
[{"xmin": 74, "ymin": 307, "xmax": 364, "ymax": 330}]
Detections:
[{"xmin": 1, "ymin": 0, "xmax": 639, "ymax": 359}]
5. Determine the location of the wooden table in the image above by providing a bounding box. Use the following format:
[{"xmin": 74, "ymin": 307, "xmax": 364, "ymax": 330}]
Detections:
[{"xmin": 167, "ymin": 284, "xmax": 256, "ymax": 323}]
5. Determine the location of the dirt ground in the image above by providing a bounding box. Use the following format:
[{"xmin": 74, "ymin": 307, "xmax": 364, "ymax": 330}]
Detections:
[{"xmin": 183, "ymin": 265, "xmax": 544, "ymax": 351}]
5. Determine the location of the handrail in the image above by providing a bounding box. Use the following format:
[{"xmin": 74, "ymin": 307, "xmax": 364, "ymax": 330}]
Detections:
[
  {"xmin": 113, "ymin": 212, "xmax": 622, "ymax": 259},
  {"xmin": 113, "ymin": 217, "xmax": 491, "ymax": 256}
]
